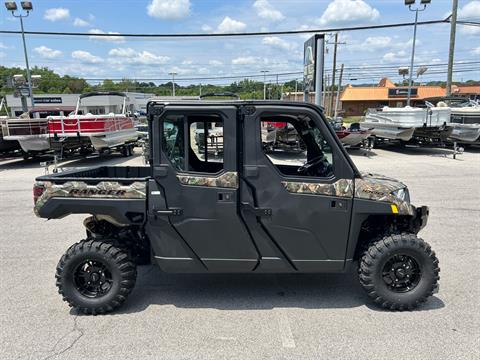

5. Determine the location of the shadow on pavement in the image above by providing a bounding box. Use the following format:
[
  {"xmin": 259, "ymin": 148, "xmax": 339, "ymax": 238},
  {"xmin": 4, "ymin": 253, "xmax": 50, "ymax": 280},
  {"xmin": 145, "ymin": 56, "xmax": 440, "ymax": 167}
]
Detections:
[{"xmin": 90, "ymin": 265, "xmax": 445, "ymax": 314}]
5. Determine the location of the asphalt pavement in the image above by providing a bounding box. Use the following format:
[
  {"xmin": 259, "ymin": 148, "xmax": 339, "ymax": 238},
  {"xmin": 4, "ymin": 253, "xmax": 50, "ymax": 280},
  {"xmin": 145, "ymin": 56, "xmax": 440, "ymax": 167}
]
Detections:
[{"xmin": 0, "ymin": 146, "xmax": 479, "ymax": 359}]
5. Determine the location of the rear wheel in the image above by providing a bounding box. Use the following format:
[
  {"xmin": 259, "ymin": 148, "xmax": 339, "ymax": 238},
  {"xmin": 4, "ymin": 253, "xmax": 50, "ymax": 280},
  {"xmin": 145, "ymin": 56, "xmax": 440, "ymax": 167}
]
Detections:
[
  {"xmin": 56, "ymin": 239, "xmax": 137, "ymax": 315},
  {"xmin": 359, "ymin": 233, "xmax": 439, "ymax": 310}
]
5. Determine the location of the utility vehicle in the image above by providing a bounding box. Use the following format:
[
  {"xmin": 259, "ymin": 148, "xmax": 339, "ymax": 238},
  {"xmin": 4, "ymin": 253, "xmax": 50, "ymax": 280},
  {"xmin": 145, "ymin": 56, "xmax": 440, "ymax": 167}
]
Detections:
[{"xmin": 34, "ymin": 100, "xmax": 439, "ymax": 314}]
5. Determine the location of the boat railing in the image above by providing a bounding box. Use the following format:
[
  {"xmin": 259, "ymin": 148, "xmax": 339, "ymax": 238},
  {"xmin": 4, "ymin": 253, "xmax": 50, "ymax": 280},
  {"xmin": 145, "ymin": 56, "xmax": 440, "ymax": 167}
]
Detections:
[
  {"xmin": 48, "ymin": 115, "xmax": 134, "ymax": 135},
  {"xmin": 2, "ymin": 118, "xmax": 49, "ymax": 137}
]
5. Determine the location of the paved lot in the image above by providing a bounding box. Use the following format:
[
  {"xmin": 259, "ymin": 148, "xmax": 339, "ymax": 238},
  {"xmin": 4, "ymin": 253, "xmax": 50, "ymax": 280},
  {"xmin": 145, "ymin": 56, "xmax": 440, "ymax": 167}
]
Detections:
[{"xmin": 0, "ymin": 146, "xmax": 479, "ymax": 360}]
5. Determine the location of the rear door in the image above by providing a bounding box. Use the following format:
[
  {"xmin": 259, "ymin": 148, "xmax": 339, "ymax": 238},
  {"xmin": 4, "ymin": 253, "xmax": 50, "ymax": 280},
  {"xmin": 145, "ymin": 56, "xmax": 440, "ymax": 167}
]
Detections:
[
  {"xmin": 147, "ymin": 105, "xmax": 259, "ymax": 272},
  {"xmin": 241, "ymin": 104, "xmax": 355, "ymax": 272}
]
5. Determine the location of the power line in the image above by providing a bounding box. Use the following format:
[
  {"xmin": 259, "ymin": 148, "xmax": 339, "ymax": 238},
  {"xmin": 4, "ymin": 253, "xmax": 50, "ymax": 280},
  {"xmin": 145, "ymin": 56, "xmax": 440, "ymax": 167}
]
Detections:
[{"xmin": 0, "ymin": 18, "xmax": 450, "ymax": 39}]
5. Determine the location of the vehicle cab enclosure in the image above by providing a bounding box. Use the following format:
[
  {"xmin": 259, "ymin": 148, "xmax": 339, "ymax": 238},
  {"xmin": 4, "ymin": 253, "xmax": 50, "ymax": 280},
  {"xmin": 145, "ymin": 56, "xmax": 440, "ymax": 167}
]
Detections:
[{"xmin": 143, "ymin": 100, "xmax": 425, "ymax": 274}]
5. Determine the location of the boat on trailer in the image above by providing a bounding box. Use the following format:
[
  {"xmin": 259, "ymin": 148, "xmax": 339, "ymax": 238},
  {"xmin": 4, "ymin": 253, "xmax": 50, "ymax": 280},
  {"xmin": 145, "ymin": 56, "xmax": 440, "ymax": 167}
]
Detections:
[
  {"xmin": 0, "ymin": 98, "xmax": 22, "ymax": 154},
  {"xmin": 47, "ymin": 92, "xmax": 139, "ymax": 154},
  {"xmin": 329, "ymin": 119, "xmax": 371, "ymax": 148},
  {"xmin": 2, "ymin": 106, "xmax": 74, "ymax": 155},
  {"xmin": 448, "ymin": 100, "xmax": 480, "ymax": 144},
  {"xmin": 360, "ymin": 102, "xmax": 452, "ymax": 143}
]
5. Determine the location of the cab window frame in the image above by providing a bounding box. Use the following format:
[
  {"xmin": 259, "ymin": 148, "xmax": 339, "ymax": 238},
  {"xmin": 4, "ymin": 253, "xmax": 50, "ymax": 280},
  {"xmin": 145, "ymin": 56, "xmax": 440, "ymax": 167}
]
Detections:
[
  {"xmin": 257, "ymin": 110, "xmax": 337, "ymax": 181},
  {"xmin": 160, "ymin": 111, "xmax": 226, "ymax": 176}
]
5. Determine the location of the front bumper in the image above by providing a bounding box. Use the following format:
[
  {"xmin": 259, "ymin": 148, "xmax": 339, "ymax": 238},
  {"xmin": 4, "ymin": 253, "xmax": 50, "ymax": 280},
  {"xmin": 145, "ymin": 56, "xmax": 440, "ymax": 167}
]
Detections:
[{"xmin": 411, "ymin": 205, "xmax": 429, "ymax": 233}]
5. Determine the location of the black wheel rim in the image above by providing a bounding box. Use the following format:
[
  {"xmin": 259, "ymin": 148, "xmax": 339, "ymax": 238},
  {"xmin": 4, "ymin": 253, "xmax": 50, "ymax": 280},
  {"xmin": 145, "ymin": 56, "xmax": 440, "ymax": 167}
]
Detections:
[
  {"xmin": 382, "ymin": 254, "xmax": 421, "ymax": 293},
  {"xmin": 73, "ymin": 260, "xmax": 113, "ymax": 298}
]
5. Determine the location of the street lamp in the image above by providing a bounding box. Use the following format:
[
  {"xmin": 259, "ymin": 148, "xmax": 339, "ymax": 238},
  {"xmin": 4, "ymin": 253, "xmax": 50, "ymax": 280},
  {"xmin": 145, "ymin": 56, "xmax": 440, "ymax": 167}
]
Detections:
[
  {"xmin": 404, "ymin": 0, "xmax": 430, "ymax": 107},
  {"xmin": 4, "ymin": 1, "xmax": 35, "ymax": 108},
  {"xmin": 168, "ymin": 72, "xmax": 177, "ymax": 96},
  {"xmin": 260, "ymin": 70, "xmax": 269, "ymax": 100}
]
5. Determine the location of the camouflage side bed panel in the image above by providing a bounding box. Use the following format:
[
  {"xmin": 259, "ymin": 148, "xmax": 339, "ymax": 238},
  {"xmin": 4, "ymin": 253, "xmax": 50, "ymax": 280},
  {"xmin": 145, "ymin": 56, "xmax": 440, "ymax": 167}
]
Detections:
[
  {"xmin": 176, "ymin": 171, "xmax": 238, "ymax": 188},
  {"xmin": 34, "ymin": 181, "xmax": 146, "ymax": 216},
  {"xmin": 281, "ymin": 179, "xmax": 353, "ymax": 197}
]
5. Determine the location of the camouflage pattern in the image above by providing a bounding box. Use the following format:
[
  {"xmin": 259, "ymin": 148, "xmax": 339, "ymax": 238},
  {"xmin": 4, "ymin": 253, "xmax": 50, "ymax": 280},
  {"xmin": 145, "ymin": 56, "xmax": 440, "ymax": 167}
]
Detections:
[
  {"xmin": 354, "ymin": 172, "xmax": 414, "ymax": 216},
  {"xmin": 281, "ymin": 172, "xmax": 414, "ymax": 216},
  {"xmin": 176, "ymin": 171, "xmax": 238, "ymax": 188},
  {"xmin": 281, "ymin": 179, "xmax": 353, "ymax": 197},
  {"xmin": 34, "ymin": 180, "xmax": 146, "ymax": 216}
]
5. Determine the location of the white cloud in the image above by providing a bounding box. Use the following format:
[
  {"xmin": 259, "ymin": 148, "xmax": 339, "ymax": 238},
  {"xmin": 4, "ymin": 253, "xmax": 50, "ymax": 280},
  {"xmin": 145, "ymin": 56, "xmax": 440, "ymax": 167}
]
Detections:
[
  {"xmin": 147, "ymin": 0, "xmax": 190, "ymax": 20},
  {"xmin": 209, "ymin": 60, "xmax": 223, "ymax": 66},
  {"xmin": 317, "ymin": 0, "xmax": 379, "ymax": 26},
  {"xmin": 71, "ymin": 50, "xmax": 103, "ymax": 64},
  {"xmin": 216, "ymin": 17, "xmax": 246, "ymax": 33},
  {"xmin": 182, "ymin": 60, "xmax": 193, "ymax": 65},
  {"xmin": 88, "ymin": 29, "xmax": 125, "ymax": 43},
  {"xmin": 73, "ymin": 17, "xmax": 90, "ymax": 27},
  {"xmin": 458, "ymin": 1, "xmax": 480, "ymax": 35},
  {"xmin": 262, "ymin": 36, "xmax": 296, "ymax": 51},
  {"xmin": 0, "ymin": 42, "xmax": 7, "ymax": 49},
  {"xmin": 253, "ymin": 0, "xmax": 285, "ymax": 22},
  {"xmin": 201, "ymin": 24, "xmax": 212, "ymax": 32},
  {"xmin": 382, "ymin": 50, "xmax": 408, "ymax": 63},
  {"xmin": 44, "ymin": 8, "xmax": 70, "ymax": 22},
  {"xmin": 34, "ymin": 46, "xmax": 62, "ymax": 59},
  {"xmin": 472, "ymin": 46, "xmax": 480, "ymax": 55},
  {"xmin": 232, "ymin": 56, "xmax": 257, "ymax": 65},
  {"xmin": 108, "ymin": 48, "xmax": 170, "ymax": 65}
]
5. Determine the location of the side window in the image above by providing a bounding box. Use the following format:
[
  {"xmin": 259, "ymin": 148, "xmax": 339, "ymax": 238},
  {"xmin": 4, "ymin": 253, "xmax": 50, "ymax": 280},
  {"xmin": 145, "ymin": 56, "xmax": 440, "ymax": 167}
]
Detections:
[
  {"xmin": 162, "ymin": 114, "xmax": 224, "ymax": 174},
  {"xmin": 260, "ymin": 114, "xmax": 334, "ymax": 178}
]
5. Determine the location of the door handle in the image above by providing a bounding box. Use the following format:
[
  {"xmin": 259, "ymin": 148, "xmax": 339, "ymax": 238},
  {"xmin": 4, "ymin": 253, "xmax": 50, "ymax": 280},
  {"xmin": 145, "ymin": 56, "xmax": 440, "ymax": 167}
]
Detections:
[
  {"xmin": 154, "ymin": 208, "xmax": 183, "ymax": 216},
  {"xmin": 241, "ymin": 203, "xmax": 272, "ymax": 217}
]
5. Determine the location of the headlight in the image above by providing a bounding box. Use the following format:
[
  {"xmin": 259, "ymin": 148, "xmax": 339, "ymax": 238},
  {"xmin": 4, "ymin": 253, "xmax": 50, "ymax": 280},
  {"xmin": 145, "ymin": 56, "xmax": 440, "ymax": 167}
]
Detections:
[{"xmin": 391, "ymin": 187, "xmax": 410, "ymax": 202}]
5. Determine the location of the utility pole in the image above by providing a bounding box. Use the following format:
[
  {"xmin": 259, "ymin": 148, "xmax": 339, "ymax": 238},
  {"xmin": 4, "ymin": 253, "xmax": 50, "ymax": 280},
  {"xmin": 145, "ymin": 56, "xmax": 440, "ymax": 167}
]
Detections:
[
  {"xmin": 334, "ymin": 63, "xmax": 344, "ymax": 119},
  {"xmin": 199, "ymin": 83, "xmax": 202, "ymax": 96},
  {"xmin": 446, "ymin": 0, "xmax": 458, "ymax": 97},
  {"xmin": 295, "ymin": 79, "xmax": 298, "ymax": 102},
  {"xmin": 261, "ymin": 70, "xmax": 269, "ymax": 100},
  {"xmin": 329, "ymin": 33, "xmax": 338, "ymax": 117},
  {"xmin": 169, "ymin": 72, "xmax": 177, "ymax": 96}
]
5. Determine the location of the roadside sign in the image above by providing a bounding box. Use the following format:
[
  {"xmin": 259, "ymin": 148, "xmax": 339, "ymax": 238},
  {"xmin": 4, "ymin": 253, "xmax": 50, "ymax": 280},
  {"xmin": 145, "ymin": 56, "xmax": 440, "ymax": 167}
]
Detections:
[{"xmin": 303, "ymin": 34, "xmax": 325, "ymax": 104}]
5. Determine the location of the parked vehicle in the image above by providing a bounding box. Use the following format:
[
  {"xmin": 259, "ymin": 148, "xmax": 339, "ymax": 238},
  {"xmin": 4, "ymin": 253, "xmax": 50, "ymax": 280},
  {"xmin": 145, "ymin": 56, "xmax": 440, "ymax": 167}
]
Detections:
[
  {"xmin": 47, "ymin": 92, "xmax": 138, "ymax": 156},
  {"xmin": 34, "ymin": 100, "xmax": 439, "ymax": 314},
  {"xmin": 0, "ymin": 98, "xmax": 21, "ymax": 154},
  {"xmin": 448, "ymin": 100, "xmax": 480, "ymax": 144},
  {"xmin": 2, "ymin": 107, "xmax": 74, "ymax": 157},
  {"xmin": 361, "ymin": 103, "xmax": 452, "ymax": 144}
]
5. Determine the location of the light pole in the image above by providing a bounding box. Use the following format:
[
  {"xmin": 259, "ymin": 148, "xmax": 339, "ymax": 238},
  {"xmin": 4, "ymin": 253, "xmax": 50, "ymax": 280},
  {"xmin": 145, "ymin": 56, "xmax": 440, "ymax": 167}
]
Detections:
[
  {"xmin": 405, "ymin": 0, "xmax": 430, "ymax": 107},
  {"xmin": 5, "ymin": 1, "xmax": 35, "ymax": 108},
  {"xmin": 169, "ymin": 72, "xmax": 177, "ymax": 96},
  {"xmin": 261, "ymin": 70, "xmax": 269, "ymax": 100}
]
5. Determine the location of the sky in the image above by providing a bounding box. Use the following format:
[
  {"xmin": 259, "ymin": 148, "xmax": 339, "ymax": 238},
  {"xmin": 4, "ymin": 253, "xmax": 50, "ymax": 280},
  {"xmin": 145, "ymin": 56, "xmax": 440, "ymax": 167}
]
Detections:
[{"xmin": 0, "ymin": 0, "xmax": 479, "ymax": 86}]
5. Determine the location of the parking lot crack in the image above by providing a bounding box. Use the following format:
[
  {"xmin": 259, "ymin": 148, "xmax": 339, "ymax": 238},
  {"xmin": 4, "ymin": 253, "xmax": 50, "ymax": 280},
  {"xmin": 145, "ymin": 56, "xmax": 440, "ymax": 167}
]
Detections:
[{"xmin": 40, "ymin": 313, "xmax": 84, "ymax": 360}]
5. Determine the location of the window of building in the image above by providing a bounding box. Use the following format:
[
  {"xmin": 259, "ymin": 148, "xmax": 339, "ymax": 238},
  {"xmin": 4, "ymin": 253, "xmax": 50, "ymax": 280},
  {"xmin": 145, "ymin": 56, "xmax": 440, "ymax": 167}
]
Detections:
[
  {"xmin": 162, "ymin": 114, "xmax": 224, "ymax": 174},
  {"xmin": 260, "ymin": 114, "xmax": 334, "ymax": 178}
]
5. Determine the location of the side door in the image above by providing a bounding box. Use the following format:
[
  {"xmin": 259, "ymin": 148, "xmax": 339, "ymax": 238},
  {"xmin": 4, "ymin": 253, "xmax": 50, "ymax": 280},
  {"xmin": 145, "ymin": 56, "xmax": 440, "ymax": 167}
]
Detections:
[
  {"xmin": 147, "ymin": 105, "xmax": 259, "ymax": 273},
  {"xmin": 241, "ymin": 105, "xmax": 355, "ymax": 272}
]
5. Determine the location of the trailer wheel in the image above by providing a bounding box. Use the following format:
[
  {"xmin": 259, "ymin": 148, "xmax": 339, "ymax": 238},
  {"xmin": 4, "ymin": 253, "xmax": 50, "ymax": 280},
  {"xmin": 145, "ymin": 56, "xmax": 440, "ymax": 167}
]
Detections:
[
  {"xmin": 359, "ymin": 233, "xmax": 439, "ymax": 311},
  {"xmin": 56, "ymin": 239, "xmax": 137, "ymax": 315}
]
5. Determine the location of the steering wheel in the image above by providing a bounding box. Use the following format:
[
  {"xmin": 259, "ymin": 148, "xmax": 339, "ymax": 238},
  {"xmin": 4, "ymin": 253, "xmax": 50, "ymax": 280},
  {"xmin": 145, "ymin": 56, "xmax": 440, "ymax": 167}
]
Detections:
[{"xmin": 297, "ymin": 155, "xmax": 332, "ymax": 177}]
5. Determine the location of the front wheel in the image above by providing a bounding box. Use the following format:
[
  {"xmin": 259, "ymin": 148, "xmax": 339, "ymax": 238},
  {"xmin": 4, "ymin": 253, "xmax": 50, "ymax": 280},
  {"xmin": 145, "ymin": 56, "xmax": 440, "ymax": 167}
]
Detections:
[
  {"xmin": 359, "ymin": 233, "xmax": 439, "ymax": 311},
  {"xmin": 56, "ymin": 239, "xmax": 137, "ymax": 315}
]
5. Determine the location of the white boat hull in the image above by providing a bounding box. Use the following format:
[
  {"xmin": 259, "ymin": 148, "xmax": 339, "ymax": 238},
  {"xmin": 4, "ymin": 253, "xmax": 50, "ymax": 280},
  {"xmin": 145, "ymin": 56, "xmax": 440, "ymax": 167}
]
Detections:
[
  {"xmin": 89, "ymin": 128, "xmax": 139, "ymax": 150},
  {"xmin": 449, "ymin": 124, "xmax": 480, "ymax": 143},
  {"xmin": 10, "ymin": 136, "xmax": 50, "ymax": 152},
  {"xmin": 361, "ymin": 122, "xmax": 415, "ymax": 141}
]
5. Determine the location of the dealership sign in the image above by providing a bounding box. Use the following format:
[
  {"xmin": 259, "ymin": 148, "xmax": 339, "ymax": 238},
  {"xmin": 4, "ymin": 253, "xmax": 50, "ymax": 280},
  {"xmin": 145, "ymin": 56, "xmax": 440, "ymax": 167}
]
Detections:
[
  {"xmin": 303, "ymin": 34, "xmax": 325, "ymax": 94},
  {"xmin": 34, "ymin": 97, "xmax": 63, "ymax": 104},
  {"xmin": 388, "ymin": 88, "xmax": 418, "ymax": 97}
]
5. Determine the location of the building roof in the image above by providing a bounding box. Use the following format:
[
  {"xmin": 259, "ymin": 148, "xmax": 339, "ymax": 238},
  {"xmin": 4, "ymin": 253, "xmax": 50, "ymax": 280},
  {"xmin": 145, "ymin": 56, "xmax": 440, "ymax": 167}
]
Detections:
[{"xmin": 340, "ymin": 78, "xmax": 480, "ymax": 102}]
